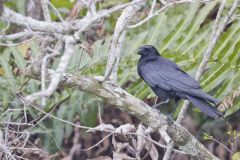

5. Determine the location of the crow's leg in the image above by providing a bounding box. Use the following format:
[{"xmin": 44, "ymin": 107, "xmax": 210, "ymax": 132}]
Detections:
[
  {"xmin": 151, "ymin": 88, "xmax": 169, "ymax": 110},
  {"xmin": 167, "ymin": 98, "xmax": 179, "ymax": 125},
  {"xmin": 172, "ymin": 98, "xmax": 179, "ymax": 115},
  {"xmin": 153, "ymin": 98, "xmax": 169, "ymax": 109}
]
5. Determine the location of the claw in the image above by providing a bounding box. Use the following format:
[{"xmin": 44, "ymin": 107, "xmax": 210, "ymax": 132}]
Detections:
[
  {"xmin": 154, "ymin": 107, "xmax": 161, "ymax": 115},
  {"xmin": 153, "ymin": 99, "xmax": 169, "ymax": 109},
  {"xmin": 167, "ymin": 114, "xmax": 174, "ymax": 125}
]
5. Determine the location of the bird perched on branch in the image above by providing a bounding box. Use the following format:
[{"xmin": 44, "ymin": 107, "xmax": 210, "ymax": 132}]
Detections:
[{"xmin": 137, "ymin": 45, "xmax": 223, "ymax": 118}]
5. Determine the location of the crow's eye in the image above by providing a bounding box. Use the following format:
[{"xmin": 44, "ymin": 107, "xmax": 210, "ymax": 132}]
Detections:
[
  {"xmin": 142, "ymin": 51, "xmax": 148, "ymax": 56},
  {"xmin": 145, "ymin": 48, "xmax": 150, "ymax": 51}
]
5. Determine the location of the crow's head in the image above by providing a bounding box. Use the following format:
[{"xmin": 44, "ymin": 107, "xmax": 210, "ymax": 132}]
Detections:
[{"xmin": 137, "ymin": 45, "xmax": 160, "ymax": 57}]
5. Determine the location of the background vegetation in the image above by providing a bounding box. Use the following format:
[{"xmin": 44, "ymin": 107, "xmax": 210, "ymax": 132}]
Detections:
[{"xmin": 0, "ymin": 0, "xmax": 240, "ymax": 159}]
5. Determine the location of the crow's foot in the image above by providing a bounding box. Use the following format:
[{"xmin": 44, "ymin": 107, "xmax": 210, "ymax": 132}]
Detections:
[{"xmin": 167, "ymin": 114, "xmax": 174, "ymax": 126}]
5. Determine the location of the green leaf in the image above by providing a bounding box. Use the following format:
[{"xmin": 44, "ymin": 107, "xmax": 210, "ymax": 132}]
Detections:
[
  {"xmin": 175, "ymin": 1, "xmax": 217, "ymax": 51},
  {"xmin": 0, "ymin": 49, "xmax": 16, "ymax": 88},
  {"xmin": 232, "ymin": 152, "xmax": 240, "ymax": 160},
  {"xmin": 212, "ymin": 22, "xmax": 240, "ymax": 60},
  {"xmin": 160, "ymin": 3, "xmax": 200, "ymax": 52},
  {"xmin": 224, "ymin": 99, "xmax": 240, "ymax": 116},
  {"xmin": 203, "ymin": 132, "xmax": 212, "ymax": 140},
  {"xmin": 15, "ymin": 0, "xmax": 25, "ymax": 14},
  {"xmin": 147, "ymin": 13, "xmax": 167, "ymax": 44},
  {"xmin": 9, "ymin": 45, "xmax": 26, "ymax": 70},
  {"xmin": 201, "ymin": 63, "xmax": 231, "ymax": 92}
]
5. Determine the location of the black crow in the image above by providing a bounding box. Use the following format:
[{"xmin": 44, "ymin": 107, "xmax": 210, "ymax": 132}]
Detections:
[{"xmin": 137, "ymin": 45, "xmax": 223, "ymax": 118}]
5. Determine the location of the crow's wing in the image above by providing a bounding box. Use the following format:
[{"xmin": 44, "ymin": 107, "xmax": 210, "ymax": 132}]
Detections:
[
  {"xmin": 139, "ymin": 58, "xmax": 220, "ymax": 104},
  {"xmin": 138, "ymin": 62, "xmax": 172, "ymax": 91},
  {"xmin": 139, "ymin": 58, "xmax": 199, "ymax": 87},
  {"xmin": 138, "ymin": 58, "xmax": 212, "ymax": 98}
]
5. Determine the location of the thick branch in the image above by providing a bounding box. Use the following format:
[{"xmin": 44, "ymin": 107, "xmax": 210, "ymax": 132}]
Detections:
[
  {"xmin": 0, "ymin": 1, "xmax": 141, "ymax": 34},
  {"xmin": 24, "ymin": 64, "xmax": 219, "ymax": 160}
]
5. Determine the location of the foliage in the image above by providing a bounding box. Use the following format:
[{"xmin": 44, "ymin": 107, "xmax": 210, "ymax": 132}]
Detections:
[
  {"xmin": 232, "ymin": 152, "xmax": 240, "ymax": 160},
  {"xmin": 0, "ymin": 0, "xmax": 240, "ymax": 157}
]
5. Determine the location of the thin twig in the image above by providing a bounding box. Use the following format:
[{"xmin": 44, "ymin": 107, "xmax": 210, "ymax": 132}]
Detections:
[
  {"xmin": 103, "ymin": 57, "xmax": 117, "ymax": 82},
  {"xmin": 204, "ymin": 133, "xmax": 233, "ymax": 153},
  {"xmin": 0, "ymin": 37, "xmax": 35, "ymax": 46},
  {"xmin": 18, "ymin": 96, "xmax": 28, "ymax": 124},
  {"xmin": 0, "ymin": 31, "xmax": 33, "ymax": 40},
  {"xmin": 28, "ymin": 102, "xmax": 93, "ymax": 130},
  {"xmin": 149, "ymin": 0, "xmax": 157, "ymax": 16},
  {"xmin": 40, "ymin": 42, "xmax": 62, "ymax": 107},
  {"xmin": 25, "ymin": 36, "xmax": 75, "ymax": 103},
  {"xmin": 129, "ymin": 132, "xmax": 186, "ymax": 154},
  {"xmin": 128, "ymin": 0, "xmax": 213, "ymax": 29},
  {"xmin": 78, "ymin": 133, "xmax": 113, "ymax": 151},
  {"xmin": 41, "ymin": 0, "xmax": 51, "ymax": 22},
  {"xmin": 47, "ymin": 1, "xmax": 64, "ymax": 22},
  {"xmin": 96, "ymin": 97, "xmax": 103, "ymax": 123},
  {"xmin": 0, "ymin": 21, "xmax": 10, "ymax": 33},
  {"xmin": 1, "ymin": 122, "xmax": 33, "ymax": 126}
]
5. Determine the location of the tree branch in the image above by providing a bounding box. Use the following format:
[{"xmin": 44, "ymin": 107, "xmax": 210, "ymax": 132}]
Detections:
[
  {"xmin": 41, "ymin": 0, "xmax": 51, "ymax": 22},
  {"xmin": 104, "ymin": 0, "xmax": 145, "ymax": 82},
  {"xmin": 24, "ymin": 36, "xmax": 75, "ymax": 103},
  {"xmin": 0, "ymin": 31, "xmax": 33, "ymax": 40},
  {"xmin": 24, "ymin": 63, "xmax": 220, "ymax": 159},
  {"xmin": 0, "ymin": 1, "xmax": 142, "ymax": 34},
  {"xmin": 128, "ymin": 0, "xmax": 214, "ymax": 29}
]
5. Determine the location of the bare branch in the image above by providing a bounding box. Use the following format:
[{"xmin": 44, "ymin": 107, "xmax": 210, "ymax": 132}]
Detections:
[
  {"xmin": 104, "ymin": 0, "xmax": 145, "ymax": 82},
  {"xmin": 78, "ymin": 133, "xmax": 113, "ymax": 151},
  {"xmin": 130, "ymin": 132, "xmax": 185, "ymax": 154},
  {"xmin": 0, "ymin": 37, "xmax": 35, "ymax": 46},
  {"xmin": 0, "ymin": 1, "xmax": 142, "ymax": 34},
  {"xmin": 24, "ymin": 36, "xmax": 75, "ymax": 102},
  {"xmin": 128, "ymin": 0, "xmax": 213, "ymax": 29},
  {"xmin": 103, "ymin": 57, "xmax": 117, "ymax": 82},
  {"xmin": 40, "ymin": 43, "xmax": 62, "ymax": 107},
  {"xmin": 41, "ymin": 0, "xmax": 51, "ymax": 22},
  {"xmin": 149, "ymin": 0, "xmax": 157, "ymax": 15},
  {"xmin": 203, "ymin": 133, "xmax": 233, "ymax": 153},
  {"xmin": 0, "ymin": 31, "xmax": 33, "ymax": 40},
  {"xmin": 26, "ymin": 101, "xmax": 93, "ymax": 130}
]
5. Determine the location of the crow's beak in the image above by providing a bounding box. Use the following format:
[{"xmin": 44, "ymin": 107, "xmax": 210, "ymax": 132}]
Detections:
[{"xmin": 137, "ymin": 47, "xmax": 143, "ymax": 55}]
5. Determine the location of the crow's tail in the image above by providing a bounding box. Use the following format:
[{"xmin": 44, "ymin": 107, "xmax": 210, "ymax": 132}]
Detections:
[{"xmin": 186, "ymin": 95, "xmax": 223, "ymax": 118}]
